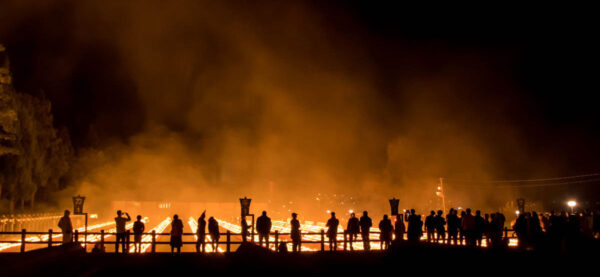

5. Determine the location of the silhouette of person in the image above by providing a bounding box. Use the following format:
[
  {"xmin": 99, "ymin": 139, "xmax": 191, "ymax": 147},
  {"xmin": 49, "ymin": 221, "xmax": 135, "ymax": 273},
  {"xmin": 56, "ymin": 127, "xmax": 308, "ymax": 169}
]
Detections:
[
  {"xmin": 133, "ymin": 215, "xmax": 145, "ymax": 253},
  {"xmin": 208, "ymin": 216, "xmax": 220, "ymax": 252},
  {"xmin": 459, "ymin": 210, "xmax": 466, "ymax": 245},
  {"xmin": 346, "ymin": 213, "xmax": 360, "ymax": 250},
  {"xmin": 446, "ymin": 209, "xmax": 459, "ymax": 245},
  {"xmin": 379, "ymin": 215, "xmax": 393, "ymax": 249},
  {"xmin": 114, "ymin": 210, "xmax": 131, "ymax": 253},
  {"xmin": 407, "ymin": 209, "xmax": 423, "ymax": 243},
  {"xmin": 425, "ymin": 211, "xmax": 436, "ymax": 243},
  {"xmin": 278, "ymin": 241, "xmax": 288, "ymax": 253},
  {"xmin": 256, "ymin": 211, "xmax": 272, "ymax": 249},
  {"xmin": 513, "ymin": 213, "xmax": 528, "ymax": 249},
  {"xmin": 326, "ymin": 212, "xmax": 339, "ymax": 251},
  {"xmin": 290, "ymin": 213, "xmax": 301, "ymax": 252},
  {"xmin": 91, "ymin": 241, "xmax": 105, "ymax": 254},
  {"xmin": 359, "ymin": 211, "xmax": 372, "ymax": 250},
  {"xmin": 433, "ymin": 210, "xmax": 445, "ymax": 243},
  {"xmin": 474, "ymin": 210, "xmax": 485, "ymax": 247},
  {"xmin": 394, "ymin": 214, "xmax": 405, "ymax": 242},
  {"xmin": 594, "ymin": 209, "xmax": 600, "ymax": 239},
  {"xmin": 241, "ymin": 216, "xmax": 250, "ymax": 243},
  {"xmin": 529, "ymin": 211, "xmax": 543, "ymax": 248},
  {"xmin": 461, "ymin": 208, "xmax": 475, "ymax": 247},
  {"xmin": 58, "ymin": 210, "xmax": 73, "ymax": 244},
  {"xmin": 170, "ymin": 214, "xmax": 184, "ymax": 254},
  {"xmin": 196, "ymin": 211, "xmax": 206, "ymax": 253}
]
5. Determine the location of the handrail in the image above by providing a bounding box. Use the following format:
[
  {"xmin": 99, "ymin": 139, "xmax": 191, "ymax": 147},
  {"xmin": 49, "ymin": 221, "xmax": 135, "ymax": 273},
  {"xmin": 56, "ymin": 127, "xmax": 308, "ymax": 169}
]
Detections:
[{"xmin": 0, "ymin": 228, "xmax": 517, "ymax": 253}]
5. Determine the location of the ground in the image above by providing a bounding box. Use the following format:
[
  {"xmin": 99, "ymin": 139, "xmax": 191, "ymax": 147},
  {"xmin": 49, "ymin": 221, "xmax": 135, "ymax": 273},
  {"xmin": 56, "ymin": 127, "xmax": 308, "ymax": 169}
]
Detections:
[{"xmin": 0, "ymin": 242, "xmax": 597, "ymax": 276}]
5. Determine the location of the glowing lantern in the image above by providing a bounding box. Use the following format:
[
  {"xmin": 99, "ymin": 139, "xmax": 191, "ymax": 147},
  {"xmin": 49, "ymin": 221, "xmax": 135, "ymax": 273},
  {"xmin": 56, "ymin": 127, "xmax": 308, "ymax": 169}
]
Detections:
[{"xmin": 72, "ymin": 195, "xmax": 86, "ymax": 215}]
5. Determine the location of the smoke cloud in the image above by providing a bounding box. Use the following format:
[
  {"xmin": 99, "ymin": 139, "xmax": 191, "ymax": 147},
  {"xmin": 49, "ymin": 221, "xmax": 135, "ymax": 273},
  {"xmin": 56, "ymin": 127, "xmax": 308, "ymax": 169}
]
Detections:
[{"xmin": 2, "ymin": 0, "xmax": 579, "ymax": 217}]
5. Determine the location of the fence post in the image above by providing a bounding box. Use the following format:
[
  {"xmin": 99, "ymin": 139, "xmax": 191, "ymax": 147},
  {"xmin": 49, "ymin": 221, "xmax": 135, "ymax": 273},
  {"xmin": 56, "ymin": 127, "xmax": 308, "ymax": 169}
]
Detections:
[
  {"xmin": 343, "ymin": 230, "xmax": 347, "ymax": 251},
  {"xmin": 226, "ymin": 231, "xmax": 231, "ymax": 253},
  {"xmin": 100, "ymin": 229, "xmax": 105, "ymax": 249},
  {"xmin": 20, "ymin": 229, "xmax": 26, "ymax": 253},
  {"xmin": 320, "ymin": 229, "xmax": 325, "ymax": 252},
  {"xmin": 48, "ymin": 229, "xmax": 53, "ymax": 248},
  {"xmin": 274, "ymin": 230, "xmax": 279, "ymax": 251},
  {"xmin": 504, "ymin": 227, "xmax": 508, "ymax": 239},
  {"xmin": 151, "ymin": 230, "xmax": 156, "ymax": 253},
  {"xmin": 126, "ymin": 230, "xmax": 131, "ymax": 253},
  {"xmin": 74, "ymin": 229, "xmax": 79, "ymax": 244}
]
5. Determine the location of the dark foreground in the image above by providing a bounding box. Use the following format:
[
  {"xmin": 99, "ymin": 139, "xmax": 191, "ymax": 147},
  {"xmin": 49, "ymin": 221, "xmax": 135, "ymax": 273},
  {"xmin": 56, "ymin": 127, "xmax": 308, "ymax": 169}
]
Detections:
[{"xmin": 1, "ymin": 242, "xmax": 598, "ymax": 277}]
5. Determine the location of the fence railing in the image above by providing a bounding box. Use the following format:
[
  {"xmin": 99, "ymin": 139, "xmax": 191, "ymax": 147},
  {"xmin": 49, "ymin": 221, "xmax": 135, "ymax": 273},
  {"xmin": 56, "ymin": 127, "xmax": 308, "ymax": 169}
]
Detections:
[{"xmin": 0, "ymin": 228, "xmax": 516, "ymax": 253}]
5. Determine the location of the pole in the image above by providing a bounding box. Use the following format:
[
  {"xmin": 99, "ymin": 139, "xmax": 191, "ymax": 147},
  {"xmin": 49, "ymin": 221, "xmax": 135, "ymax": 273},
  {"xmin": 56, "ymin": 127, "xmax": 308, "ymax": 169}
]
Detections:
[
  {"xmin": 151, "ymin": 230, "xmax": 156, "ymax": 253},
  {"xmin": 274, "ymin": 230, "xmax": 279, "ymax": 251},
  {"xmin": 20, "ymin": 229, "xmax": 26, "ymax": 253},
  {"xmin": 84, "ymin": 213, "xmax": 88, "ymax": 250},
  {"xmin": 48, "ymin": 229, "xmax": 53, "ymax": 248},
  {"xmin": 440, "ymin": 177, "xmax": 446, "ymax": 215},
  {"xmin": 320, "ymin": 229, "xmax": 325, "ymax": 252},
  {"xmin": 226, "ymin": 231, "xmax": 231, "ymax": 253},
  {"xmin": 101, "ymin": 229, "xmax": 105, "ymax": 249}
]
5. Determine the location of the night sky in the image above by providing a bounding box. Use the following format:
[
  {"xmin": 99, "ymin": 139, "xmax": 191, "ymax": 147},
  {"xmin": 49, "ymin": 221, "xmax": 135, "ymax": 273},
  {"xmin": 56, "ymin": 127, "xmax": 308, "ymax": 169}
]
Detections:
[{"xmin": 1, "ymin": 1, "xmax": 599, "ymax": 206}]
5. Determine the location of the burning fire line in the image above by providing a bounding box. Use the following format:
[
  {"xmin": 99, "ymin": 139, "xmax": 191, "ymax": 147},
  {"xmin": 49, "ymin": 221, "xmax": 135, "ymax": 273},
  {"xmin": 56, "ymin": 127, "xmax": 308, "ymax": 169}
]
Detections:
[
  {"xmin": 128, "ymin": 217, "xmax": 171, "ymax": 253},
  {"xmin": 188, "ymin": 217, "xmax": 224, "ymax": 253},
  {"xmin": 0, "ymin": 220, "xmax": 115, "ymax": 252},
  {"xmin": 215, "ymin": 218, "xmax": 280, "ymax": 251}
]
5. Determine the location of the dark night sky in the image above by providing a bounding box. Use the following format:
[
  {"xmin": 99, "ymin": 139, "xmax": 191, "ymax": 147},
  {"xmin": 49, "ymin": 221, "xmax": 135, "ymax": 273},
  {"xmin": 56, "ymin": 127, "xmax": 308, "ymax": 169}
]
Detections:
[{"xmin": 1, "ymin": 1, "xmax": 599, "ymax": 199}]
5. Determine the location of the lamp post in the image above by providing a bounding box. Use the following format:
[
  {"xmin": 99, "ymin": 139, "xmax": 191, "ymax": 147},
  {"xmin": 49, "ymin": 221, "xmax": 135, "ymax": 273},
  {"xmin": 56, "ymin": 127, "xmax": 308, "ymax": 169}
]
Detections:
[
  {"xmin": 567, "ymin": 200, "xmax": 577, "ymax": 214},
  {"xmin": 389, "ymin": 198, "xmax": 400, "ymax": 216},
  {"xmin": 516, "ymin": 198, "xmax": 525, "ymax": 214},
  {"xmin": 239, "ymin": 197, "xmax": 254, "ymax": 242},
  {"xmin": 436, "ymin": 178, "xmax": 446, "ymax": 214},
  {"xmin": 72, "ymin": 195, "xmax": 88, "ymax": 249}
]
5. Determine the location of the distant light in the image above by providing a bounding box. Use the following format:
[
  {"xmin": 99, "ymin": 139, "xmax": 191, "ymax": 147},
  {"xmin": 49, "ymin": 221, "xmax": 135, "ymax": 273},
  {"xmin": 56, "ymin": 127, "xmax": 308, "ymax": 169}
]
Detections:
[
  {"xmin": 348, "ymin": 209, "xmax": 354, "ymax": 214},
  {"xmin": 567, "ymin": 200, "xmax": 577, "ymax": 208},
  {"xmin": 457, "ymin": 207, "xmax": 462, "ymax": 210},
  {"xmin": 90, "ymin": 214, "xmax": 98, "ymax": 219},
  {"xmin": 515, "ymin": 210, "xmax": 520, "ymax": 215},
  {"xmin": 326, "ymin": 210, "xmax": 331, "ymax": 214},
  {"xmin": 437, "ymin": 186, "xmax": 441, "ymax": 190}
]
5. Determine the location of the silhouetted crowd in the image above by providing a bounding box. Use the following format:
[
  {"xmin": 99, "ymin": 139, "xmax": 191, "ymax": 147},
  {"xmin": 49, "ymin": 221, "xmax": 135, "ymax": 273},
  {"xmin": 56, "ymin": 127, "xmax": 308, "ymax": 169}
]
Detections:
[{"xmin": 54, "ymin": 207, "xmax": 599, "ymax": 254}]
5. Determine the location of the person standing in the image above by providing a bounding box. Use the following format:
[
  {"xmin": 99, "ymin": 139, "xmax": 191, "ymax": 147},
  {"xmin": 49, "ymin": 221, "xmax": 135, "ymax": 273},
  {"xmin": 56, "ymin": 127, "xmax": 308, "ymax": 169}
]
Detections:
[
  {"xmin": 256, "ymin": 211, "xmax": 272, "ymax": 249},
  {"xmin": 379, "ymin": 215, "xmax": 393, "ymax": 250},
  {"xmin": 407, "ymin": 209, "xmax": 423, "ymax": 243},
  {"xmin": 435, "ymin": 210, "xmax": 446, "ymax": 243},
  {"xmin": 114, "ymin": 210, "xmax": 131, "ymax": 253},
  {"xmin": 132, "ymin": 215, "xmax": 145, "ymax": 253},
  {"xmin": 208, "ymin": 217, "xmax": 220, "ymax": 252},
  {"xmin": 359, "ymin": 211, "xmax": 372, "ymax": 250},
  {"xmin": 290, "ymin": 213, "xmax": 301, "ymax": 252},
  {"xmin": 446, "ymin": 209, "xmax": 459, "ymax": 245},
  {"xmin": 346, "ymin": 213, "xmax": 360, "ymax": 250},
  {"xmin": 425, "ymin": 211, "xmax": 436, "ymax": 243},
  {"xmin": 394, "ymin": 214, "xmax": 405, "ymax": 242},
  {"xmin": 170, "ymin": 214, "xmax": 184, "ymax": 254},
  {"xmin": 326, "ymin": 212, "xmax": 339, "ymax": 251},
  {"xmin": 461, "ymin": 209, "xmax": 475, "ymax": 247},
  {"xmin": 196, "ymin": 211, "xmax": 206, "ymax": 253},
  {"xmin": 58, "ymin": 210, "xmax": 73, "ymax": 244},
  {"xmin": 474, "ymin": 210, "xmax": 485, "ymax": 247}
]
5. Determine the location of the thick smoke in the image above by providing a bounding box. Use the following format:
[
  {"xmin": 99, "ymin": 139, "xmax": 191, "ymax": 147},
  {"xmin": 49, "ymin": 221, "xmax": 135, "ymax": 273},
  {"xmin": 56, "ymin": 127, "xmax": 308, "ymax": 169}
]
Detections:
[{"xmin": 1, "ymin": 1, "xmax": 559, "ymax": 217}]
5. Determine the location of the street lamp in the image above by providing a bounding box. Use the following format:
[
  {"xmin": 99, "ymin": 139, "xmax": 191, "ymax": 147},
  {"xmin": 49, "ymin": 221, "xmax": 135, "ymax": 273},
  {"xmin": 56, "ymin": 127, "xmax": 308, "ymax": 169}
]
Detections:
[
  {"xmin": 239, "ymin": 197, "xmax": 254, "ymax": 242},
  {"xmin": 389, "ymin": 198, "xmax": 400, "ymax": 216},
  {"xmin": 516, "ymin": 198, "xmax": 525, "ymax": 214},
  {"xmin": 567, "ymin": 200, "xmax": 577, "ymax": 214},
  {"xmin": 72, "ymin": 195, "xmax": 88, "ymax": 248}
]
